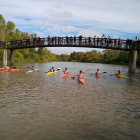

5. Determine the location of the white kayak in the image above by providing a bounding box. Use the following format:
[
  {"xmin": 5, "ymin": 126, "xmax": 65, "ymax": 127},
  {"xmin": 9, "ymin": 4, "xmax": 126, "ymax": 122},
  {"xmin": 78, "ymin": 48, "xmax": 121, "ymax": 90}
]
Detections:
[{"xmin": 26, "ymin": 69, "xmax": 38, "ymax": 73}]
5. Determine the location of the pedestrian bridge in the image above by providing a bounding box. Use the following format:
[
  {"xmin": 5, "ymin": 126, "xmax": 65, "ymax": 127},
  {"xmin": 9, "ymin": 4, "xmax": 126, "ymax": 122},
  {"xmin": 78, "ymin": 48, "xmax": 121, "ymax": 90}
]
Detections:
[
  {"xmin": 0, "ymin": 37, "xmax": 140, "ymax": 51},
  {"xmin": 0, "ymin": 37, "xmax": 140, "ymax": 72}
]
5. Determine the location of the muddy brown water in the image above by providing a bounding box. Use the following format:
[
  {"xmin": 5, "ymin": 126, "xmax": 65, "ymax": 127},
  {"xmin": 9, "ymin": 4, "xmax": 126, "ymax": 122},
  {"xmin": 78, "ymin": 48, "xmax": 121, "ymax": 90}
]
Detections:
[{"xmin": 0, "ymin": 62, "xmax": 140, "ymax": 140}]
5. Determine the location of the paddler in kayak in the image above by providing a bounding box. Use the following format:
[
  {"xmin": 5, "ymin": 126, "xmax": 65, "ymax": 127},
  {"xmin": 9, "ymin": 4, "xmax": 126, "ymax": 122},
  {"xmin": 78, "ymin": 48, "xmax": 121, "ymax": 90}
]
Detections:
[
  {"xmin": 4, "ymin": 65, "xmax": 10, "ymax": 70},
  {"xmin": 63, "ymin": 67, "xmax": 68, "ymax": 73},
  {"xmin": 95, "ymin": 69, "xmax": 101, "ymax": 77},
  {"xmin": 49, "ymin": 67, "xmax": 55, "ymax": 72},
  {"xmin": 78, "ymin": 70, "xmax": 84, "ymax": 78},
  {"xmin": 31, "ymin": 66, "xmax": 35, "ymax": 71},
  {"xmin": 116, "ymin": 70, "xmax": 121, "ymax": 75}
]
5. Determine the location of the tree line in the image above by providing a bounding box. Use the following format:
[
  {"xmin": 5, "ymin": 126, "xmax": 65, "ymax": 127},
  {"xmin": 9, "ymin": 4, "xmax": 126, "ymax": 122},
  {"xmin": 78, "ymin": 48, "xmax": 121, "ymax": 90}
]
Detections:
[
  {"xmin": 0, "ymin": 14, "xmax": 59, "ymax": 63},
  {"xmin": 0, "ymin": 14, "xmax": 140, "ymax": 65}
]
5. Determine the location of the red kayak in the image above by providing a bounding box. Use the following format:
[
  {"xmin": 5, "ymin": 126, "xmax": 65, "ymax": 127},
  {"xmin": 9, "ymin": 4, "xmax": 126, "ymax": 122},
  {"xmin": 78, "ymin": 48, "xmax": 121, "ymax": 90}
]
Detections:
[
  {"xmin": 78, "ymin": 78, "xmax": 85, "ymax": 84},
  {"xmin": 0, "ymin": 68, "xmax": 4, "ymax": 70},
  {"xmin": 0, "ymin": 69, "xmax": 19, "ymax": 73},
  {"xmin": 61, "ymin": 72, "xmax": 70, "ymax": 78}
]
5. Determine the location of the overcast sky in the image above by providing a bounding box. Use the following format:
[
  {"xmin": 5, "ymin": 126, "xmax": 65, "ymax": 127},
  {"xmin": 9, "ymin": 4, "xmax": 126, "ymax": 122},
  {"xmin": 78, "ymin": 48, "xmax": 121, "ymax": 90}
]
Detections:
[{"xmin": 1, "ymin": 0, "xmax": 140, "ymax": 54}]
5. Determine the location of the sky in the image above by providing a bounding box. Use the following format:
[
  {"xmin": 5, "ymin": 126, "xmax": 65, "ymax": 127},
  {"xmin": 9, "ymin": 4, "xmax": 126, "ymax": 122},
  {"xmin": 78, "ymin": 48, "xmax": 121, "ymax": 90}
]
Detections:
[{"xmin": 0, "ymin": 0, "xmax": 140, "ymax": 55}]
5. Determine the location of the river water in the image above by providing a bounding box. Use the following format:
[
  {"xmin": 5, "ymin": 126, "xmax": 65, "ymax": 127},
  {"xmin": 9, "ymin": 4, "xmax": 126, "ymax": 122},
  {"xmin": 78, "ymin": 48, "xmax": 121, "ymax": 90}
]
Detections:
[{"xmin": 0, "ymin": 62, "xmax": 140, "ymax": 140}]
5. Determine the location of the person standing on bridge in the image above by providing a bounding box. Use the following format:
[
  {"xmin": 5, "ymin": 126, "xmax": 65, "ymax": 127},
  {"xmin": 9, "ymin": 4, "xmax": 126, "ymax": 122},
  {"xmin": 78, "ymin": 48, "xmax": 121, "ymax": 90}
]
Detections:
[
  {"xmin": 93, "ymin": 36, "xmax": 96, "ymax": 46},
  {"xmin": 97, "ymin": 36, "xmax": 99, "ymax": 46},
  {"xmin": 48, "ymin": 36, "xmax": 50, "ymax": 45},
  {"xmin": 85, "ymin": 38, "xmax": 87, "ymax": 45},
  {"xmin": 52, "ymin": 36, "xmax": 54, "ymax": 45},
  {"xmin": 58, "ymin": 36, "xmax": 60, "ymax": 45},
  {"xmin": 60, "ymin": 36, "xmax": 63, "ymax": 45},
  {"xmin": 70, "ymin": 36, "xmax": 73, "ymax": 45},
  {"xmin": 79, "ymin": 35, "xmax": 82, "ymax": 45},
  {"xmin": 88, "ymin": 36, "xmax": 91, "ymax": 45},
  {"xmin": 118, "ymin": 38, "xmax": 121, "ymax": 48},
  {"xmin": 74, "ymin": 35, "xmax": 76, "ymax": 45},
  {"xmin": 55, "ymin": 36, "xmax": 57, "ymax": 45},
  {"xmin": 20, "ymin": 38, "xmax": 22, "ymax": 46},
  {"xmin": 66, "ymin": 36, "xmax": 68, "ymax": 45},
  {"xmin": 111, "ymin": 39, "xmax": 113, "ymax": 47}
]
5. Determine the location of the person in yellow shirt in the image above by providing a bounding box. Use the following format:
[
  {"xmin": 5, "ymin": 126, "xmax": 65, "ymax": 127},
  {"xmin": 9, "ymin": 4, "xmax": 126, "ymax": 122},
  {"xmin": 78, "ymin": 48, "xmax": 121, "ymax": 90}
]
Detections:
[{"xmin": 5, "ymin": 65, "xmax": 10, "ymax": 70}]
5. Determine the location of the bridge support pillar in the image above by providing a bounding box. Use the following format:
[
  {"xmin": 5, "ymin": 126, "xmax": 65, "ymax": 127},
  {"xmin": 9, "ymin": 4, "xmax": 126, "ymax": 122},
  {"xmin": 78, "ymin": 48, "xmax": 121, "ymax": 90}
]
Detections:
[
  {"xmin": 3, "ymin": 49, "xmax": 7, "ymax": 66},
  {"xmin": 129, "ymin": 50, "xmax": 137, "ymax": 73},
  {"xmin": 10, "ymin": 50, "xmax": 14, "ymax": 66}
]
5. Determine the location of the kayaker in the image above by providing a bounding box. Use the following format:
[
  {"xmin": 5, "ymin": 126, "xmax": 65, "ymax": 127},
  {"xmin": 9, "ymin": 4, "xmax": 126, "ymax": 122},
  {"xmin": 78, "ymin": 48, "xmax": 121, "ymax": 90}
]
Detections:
[
  {"xmin": 116, "ymin": 70, "xmax": 121, "ymax": 75},
  {"xmin": 49, "ymin": 67, "xmax": 55, "ymax": 72},
  {"xmin": 64, "ymin": 67, "xmax": 68, "ymax": 73},
  {"xmin": 95, "ymin": 69, "xmax": 101, "ymax": 76},
  {"xmin": 5, "ymin": 65, "xmax": 10, "ymax": 70},
  {"xmin": 31, "ymin": 66, "xmax": 35, "ymax": 71},
  {"xmin": 78, "ymin": 70, "xmax": 84, "ymax": 78}
]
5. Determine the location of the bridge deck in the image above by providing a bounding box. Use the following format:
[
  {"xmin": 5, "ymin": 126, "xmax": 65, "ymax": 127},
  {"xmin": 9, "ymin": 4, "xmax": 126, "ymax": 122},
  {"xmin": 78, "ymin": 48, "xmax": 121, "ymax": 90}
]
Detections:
[{"xmin": 0, "ymin": 37, "xmax": 140, "ymax": 51}]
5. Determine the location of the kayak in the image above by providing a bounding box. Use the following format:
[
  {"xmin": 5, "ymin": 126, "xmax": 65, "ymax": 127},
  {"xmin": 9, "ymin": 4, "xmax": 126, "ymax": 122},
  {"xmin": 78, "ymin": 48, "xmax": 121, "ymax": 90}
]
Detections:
[
  {"xmin": 61, "ymin": 72, "xmax": 70, "ymax": 78},
  {"xmin": 78, "ymin": 78, "xmax": 85, "ymax": 84},
  {"xmin": 96, "ymin": 74, "xmax": 100, "ymax": 78},
  {"xmin": 45, "ymin": 71, "xmax": 57, "ymax": 75},
  {"xmin": 0, "ymin": 68, "xmax": 4, "ymax": 70},
  {"xmin": 26, "ymin": 69, "xmax": 38, "ymax": 73},
  {"xmin": 0, "ymin": 69, "xmax": 19, "ymax": 73},
  {"xmin": 111, "ymin": 73, "xmax": 127, "ymax": 78}
]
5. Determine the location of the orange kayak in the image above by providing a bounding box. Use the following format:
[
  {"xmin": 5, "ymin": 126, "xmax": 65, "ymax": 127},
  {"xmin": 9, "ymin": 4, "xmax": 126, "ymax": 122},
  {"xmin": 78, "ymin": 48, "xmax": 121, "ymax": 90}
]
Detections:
[
  {"xmin": 0, "ymin": 69, "xmax": 19, "ymax": 73},
  {"xmin": 0, "ymin": 68, "xmax": 4, "ymax": 70},
  {"xmin": 61, "ymin": 72, "xmax": 70, "ymax": 78},
  {"xmin": 78, "ymin": 78, "xmax": 85, "ymax": 84},
  {"xmin": 96, "ymin": 74, "xmax": 100, "ymax": 78}
]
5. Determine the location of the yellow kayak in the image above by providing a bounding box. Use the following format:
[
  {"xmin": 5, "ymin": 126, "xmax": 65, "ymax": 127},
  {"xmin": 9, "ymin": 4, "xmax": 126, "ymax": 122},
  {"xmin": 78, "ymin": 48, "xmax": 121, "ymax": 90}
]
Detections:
[
  {"xmin": 45, "ymin": 71, "xmax": 58, "ymax": 75},
  {"xmin": 111, "ymin": 73, "xmax": 127, "ymax": 78}
]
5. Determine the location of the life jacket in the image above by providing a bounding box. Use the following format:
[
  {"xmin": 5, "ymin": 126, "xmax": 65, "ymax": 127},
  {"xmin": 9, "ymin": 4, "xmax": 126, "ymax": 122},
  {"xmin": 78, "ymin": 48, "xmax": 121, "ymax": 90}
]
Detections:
[
  {"xmin": 116, "ymin": 72, "xmax": 121, "ymax": 75},
  {"xmin": 111, "ymin": 39, "xmax": 113, "ymax": 43},
  {"xmin": 5, "ymin": 66, "xmax": 9, "ymax": 70},
  {"xmin": 78, "ymin": 73, "xmax": 83, "ymax": 78},
  {"xmin": 64, "ymin": 70, "xmax": 68, "ymax": 73},
  {"xmin": 96, "ymin": 71, "xmax": 101, "ymax": 75},
  {"xmin": 50, "ymin": 69, "xmax": 54, "ymax": 72}
]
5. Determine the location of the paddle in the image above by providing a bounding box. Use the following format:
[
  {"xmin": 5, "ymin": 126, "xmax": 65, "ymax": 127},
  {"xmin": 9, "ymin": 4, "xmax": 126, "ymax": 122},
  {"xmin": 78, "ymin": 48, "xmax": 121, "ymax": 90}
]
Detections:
[
  {"xmin": 12, "ymin": 67, "xmax": 16, "ymax": 69},
  {"xmin": 71, "ymin": 69, "xmax": 91, "ymax": 79}
]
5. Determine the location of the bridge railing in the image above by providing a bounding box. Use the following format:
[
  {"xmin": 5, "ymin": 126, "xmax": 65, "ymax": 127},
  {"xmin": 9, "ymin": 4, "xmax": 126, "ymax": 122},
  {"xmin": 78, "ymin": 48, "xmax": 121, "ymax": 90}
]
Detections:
[{"xmin": 4, "ymin": 37, "xmax": 140, "ymax": 50}]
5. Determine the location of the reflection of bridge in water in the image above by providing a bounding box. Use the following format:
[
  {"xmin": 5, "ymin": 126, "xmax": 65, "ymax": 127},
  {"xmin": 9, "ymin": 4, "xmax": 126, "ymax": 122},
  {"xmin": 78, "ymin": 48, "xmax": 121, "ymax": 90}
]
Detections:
[{"xmin": 0, "ymin": 37, "xmax": 140, "ymax": 72}]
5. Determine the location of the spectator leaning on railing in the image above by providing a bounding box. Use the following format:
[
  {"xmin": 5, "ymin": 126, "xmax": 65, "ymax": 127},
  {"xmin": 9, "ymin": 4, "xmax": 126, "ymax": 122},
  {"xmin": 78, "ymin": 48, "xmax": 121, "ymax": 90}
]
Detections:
[{"xmin": 74, "ymin": 35, "xmax": 76, "ymax": 45}]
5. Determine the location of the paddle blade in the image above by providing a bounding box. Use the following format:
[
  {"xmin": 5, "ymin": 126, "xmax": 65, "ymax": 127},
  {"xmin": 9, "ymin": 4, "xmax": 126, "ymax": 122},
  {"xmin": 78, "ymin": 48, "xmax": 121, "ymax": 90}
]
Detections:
[{"xmin": 71, "ymin": 77, "xmax": 75, "ymax": 79}]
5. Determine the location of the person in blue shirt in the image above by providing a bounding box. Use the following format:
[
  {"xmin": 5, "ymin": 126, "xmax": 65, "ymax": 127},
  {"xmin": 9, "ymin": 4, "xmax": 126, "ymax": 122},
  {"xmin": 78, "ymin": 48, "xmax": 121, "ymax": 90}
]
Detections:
[{"xmin": 49, "ymin": 67, "xmax": 55, "ymax": 72}]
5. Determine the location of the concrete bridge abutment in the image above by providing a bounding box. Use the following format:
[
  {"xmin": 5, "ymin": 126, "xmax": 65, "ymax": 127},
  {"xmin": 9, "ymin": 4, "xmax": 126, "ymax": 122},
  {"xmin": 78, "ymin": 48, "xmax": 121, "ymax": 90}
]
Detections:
[
  {"xmin": 129, "ymin": 50, "xmax": 137, "ymax": 73},
  {"xmin": 3, "ymin": 49, "xmax": 7, "ymax": 66},
  {"xmin": 10, "ymin": 49, "xmax": 14, "ymax": 66}
]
